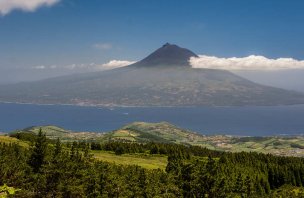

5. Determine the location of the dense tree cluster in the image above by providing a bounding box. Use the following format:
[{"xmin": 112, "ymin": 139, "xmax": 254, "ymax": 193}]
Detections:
[
  {"xmin": 92, "ymin": 141, "xmax": 222, "ymax": 158},
  {"xmin": 166, "ymin": 151, "xmax": 304, "ymax": 197},
  {"xmin": 1, "ymin": 133, "xmax": 179, "ymax": 197},
  {"xmin": 1, "ymin": 131, "xmax": 304, "ymax": 197}
]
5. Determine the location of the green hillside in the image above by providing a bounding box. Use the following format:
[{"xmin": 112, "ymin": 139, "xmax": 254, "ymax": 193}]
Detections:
[
  {"xmin": 103, "ymin": 121, "xmax": 207, "ymax": 145},
  {"xmin": 102, "ymin": 122, "xmax": 304, "ymax": 157},
  {"xmin": 12, "ymin": 125, "xmax": 104, "ymax": 142},
  {"xmin": 8, "ymin": 122, "xmax": 304, "ymax": 157}
]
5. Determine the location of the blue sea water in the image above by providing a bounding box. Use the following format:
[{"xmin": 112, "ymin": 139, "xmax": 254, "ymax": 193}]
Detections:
[{"xmin": 0, "ymin": 103, "xmax": 304, "ymax": 136}]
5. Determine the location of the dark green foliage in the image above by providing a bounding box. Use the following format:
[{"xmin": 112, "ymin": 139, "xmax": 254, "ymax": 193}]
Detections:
[
  {"xmin": 10, "ymin": 130, "xmax": 55, "ymax": 144},
  {"xmin": 114, "ymin": 146, "xmax": 124, "ymax": 155},
  {"xmin": 0, "ymin": 143, "xmax": 30, "ymax": 188},
  {"xmin": 164, "ymin": 150, "xmax": 304, "ymax": 197},
  {"xmin": 1, "ymin": 131, "xmax": 304, "ymax": 197},
  {"xmin": 54, "ymin": 138, "xmax": 62, "ymax": 157},
  {"xmin": 10, "ymin": 131, "xmax": 38, "ymax": 142},
  {"xmin": 97, "ymin": 141, "xmax": 222, "ymax": 158},
  {"xmin": 90, "ymin": 142, "xmax": 101, "ymax": 150},
  {"xmin": 0, "ymin": 137, "xmax": 181, "ymax": 197},
  {"xmin": 269, "ymin": 185, "xmax": 304, "ymax": 197},
  {"xmin": 290, "ymin": 143, "xmax": 304, "ymax": 149},
  {"xmin": 28, "ymin": 129, "xmax": 48, "ymax": 173}
]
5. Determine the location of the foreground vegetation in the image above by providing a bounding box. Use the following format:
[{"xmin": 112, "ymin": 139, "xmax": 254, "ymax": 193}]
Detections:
[{"xmin": 1, "ymin": 130, "xmax": 304, "ymax": 197}]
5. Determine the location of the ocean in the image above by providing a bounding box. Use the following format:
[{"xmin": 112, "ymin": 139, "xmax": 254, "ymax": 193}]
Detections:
[{"xmin": 1, "ymin": 103, "xmax": 304, "ymax": 136}]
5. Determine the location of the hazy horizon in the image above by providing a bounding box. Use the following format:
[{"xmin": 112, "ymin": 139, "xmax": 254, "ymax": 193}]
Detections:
[{"xmin": 1, "ymin": 0, "xmax": 304, "ymax": 92}]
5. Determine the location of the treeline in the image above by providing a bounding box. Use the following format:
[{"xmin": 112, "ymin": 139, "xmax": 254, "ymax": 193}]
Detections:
[
  {"xmin": 1, "ymin": 131, "xmax": 304, "ymax": 197},
  {"xmin": 92, "ymin": 141, "xmax": 222, "ymax": 157},
  {"xmin": 166, "ymin": 151, "xmax": 304, "ymax": 197}
]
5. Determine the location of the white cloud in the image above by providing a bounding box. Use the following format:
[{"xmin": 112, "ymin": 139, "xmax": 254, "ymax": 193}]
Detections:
[
  {"xmin": 93, "ymin": 43, "xmax": 113, "ymax": 50},
  {"xmin": 0, "ymin": 0, "xmax": 60, "ymax": 15},
  {"xmin": 32, "ymin": 65, "xmax": 57, "ymax": 70},
  {"xmin": 64, "ymin": 64, "xmax": 77, "ymax": 70},
  {"xmin": 190, "ymin": 55, "xmax": 304, "ymax": 71},
  {"xmin": 30, "ymin": 60, "xmax": 135, "ymax": 71},
  {"xmin": 32, "ymin": 65, "xmax": 46, "ymax": 69},
  {"xmin": 63, "ymin": 63, "xmax": 101, "ymax": 70},
  {"xmin": 32, "ymin": 63, "xmax": 91, "ymax": 70},
  {"xmin": 102, "ymin": 60, "xmax": 136, "ymax": 68}
]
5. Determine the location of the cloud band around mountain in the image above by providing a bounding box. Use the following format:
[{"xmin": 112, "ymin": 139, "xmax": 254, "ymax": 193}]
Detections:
[
  {"xmin": 32, "ymin": 55, "xmax": 304, "ymax": 72},
  {"xmin": 0, "ymin": 0, "xmax": 60, "ymax": 15},
  {"xmin": 190, "ymin": 55, "xmax": 304, "ymax": 71},
  {"xmin": 102, "ymin": 60, "xmax": 136, "ymax": 68},
  {"xmin": 31, "ymin": 60, "xmax": 136, "ymax": 71}
]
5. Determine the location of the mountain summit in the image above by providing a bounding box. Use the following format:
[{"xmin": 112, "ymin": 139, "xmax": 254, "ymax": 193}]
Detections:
[
  {"xmin": 1, "ymin": 44, "xmax": 304, "ymax": 106},
  {"xmin": 130, "ymin": 43, "xmax": 198, "ymax": 68}
]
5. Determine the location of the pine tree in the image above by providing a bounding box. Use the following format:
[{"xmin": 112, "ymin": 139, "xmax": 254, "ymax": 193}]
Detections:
[
  {"xmin": 235, "ymin": 173, "xmax": 244, "ymax": 194},
  {"xmin": 245, "ymin": 175, "xmax": 254, "ymax": 196},
  {"xmin": 29, "ymin": 128, "xmax": 48, "ymax": 173},
  {"xmin": 54, "ymin": 138, "xmax": 62, "ymax": 158}
]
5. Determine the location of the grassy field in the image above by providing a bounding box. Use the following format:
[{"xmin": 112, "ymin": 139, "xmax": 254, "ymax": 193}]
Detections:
[
  {"xmin": 92, "ymin": 150, "xmax": 168, "ymax": 170},
  {"xmin": 0, "ymin": 135, "xmax": 29, "ymax": 147},
  {"xmin": 1, "ymin": 134, "xmax": 168, "ymax": 170}
]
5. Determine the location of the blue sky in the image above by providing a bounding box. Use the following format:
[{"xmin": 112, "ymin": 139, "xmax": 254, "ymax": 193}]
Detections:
[{"xmin": 1, "ymin": 0, "xmax": 304, "ymax": 83}]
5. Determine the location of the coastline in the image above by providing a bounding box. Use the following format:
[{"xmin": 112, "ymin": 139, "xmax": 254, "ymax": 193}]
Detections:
[{"xmin": 1, "ymin": 100, "xmax": 304, "ymax": 109}]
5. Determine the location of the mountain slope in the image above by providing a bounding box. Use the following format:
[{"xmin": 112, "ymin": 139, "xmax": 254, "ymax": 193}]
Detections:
[
  {"xmin": 129, "ymin": 43, "xmax": 198, "ymax": 67},
  {"xmin": 1, "ymin": 43, "xmax": 304, "ymax": 106}
]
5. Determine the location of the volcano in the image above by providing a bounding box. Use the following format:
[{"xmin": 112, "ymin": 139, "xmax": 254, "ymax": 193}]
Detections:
[
  {"xmin": 130, "ymin": 43, "xmax": 198, "ymax": 68},
  {"xmin": 1, "ymin": 43, "xmax": 304, "ymax": 106}
]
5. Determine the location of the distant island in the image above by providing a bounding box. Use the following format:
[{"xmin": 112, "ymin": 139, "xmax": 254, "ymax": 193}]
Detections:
[{"xmin": 1, "ymin": 43, "xmax": 304, "ymax": 107}]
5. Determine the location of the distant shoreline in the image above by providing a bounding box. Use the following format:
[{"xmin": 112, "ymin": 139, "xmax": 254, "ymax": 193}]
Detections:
[{"xmin": 1, "ymin": 100, "xmax": 304, "ymax": 109}]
